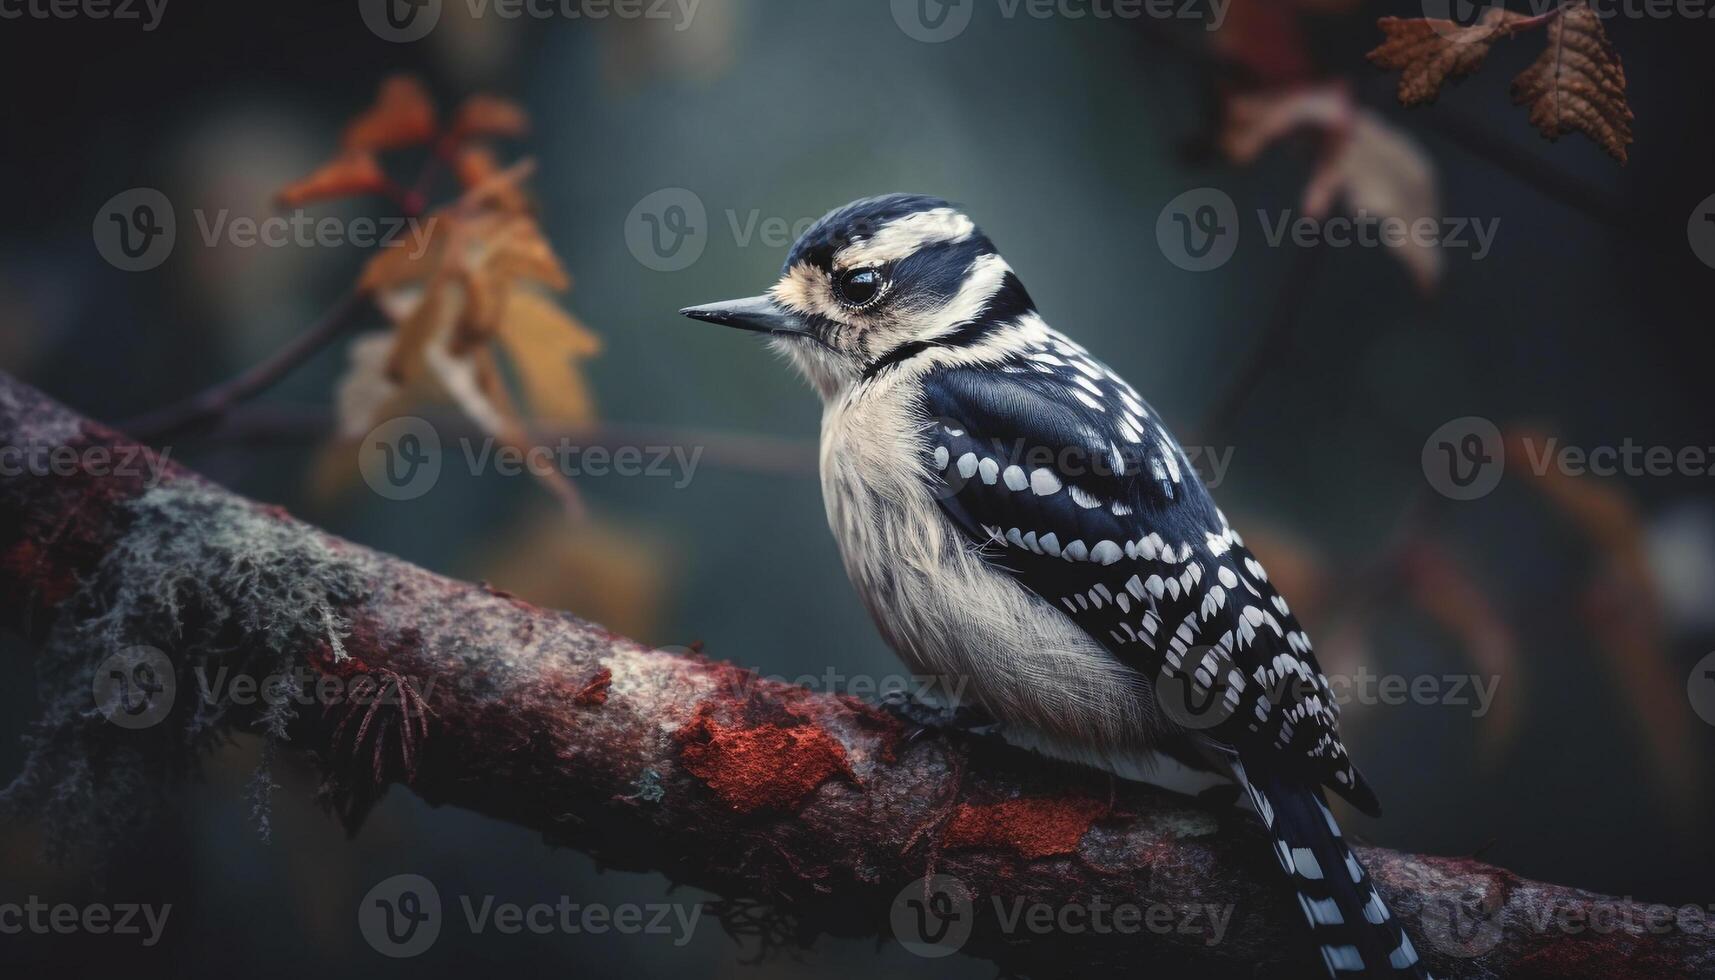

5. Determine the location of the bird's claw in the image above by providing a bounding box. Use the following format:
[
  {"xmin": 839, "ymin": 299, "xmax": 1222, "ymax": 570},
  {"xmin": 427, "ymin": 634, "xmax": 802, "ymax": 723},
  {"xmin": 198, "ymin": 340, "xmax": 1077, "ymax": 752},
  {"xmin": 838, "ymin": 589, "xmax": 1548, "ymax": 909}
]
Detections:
[{"xmin": 877, "ymin": 689, "xmax": 1002, "ymax": 742}]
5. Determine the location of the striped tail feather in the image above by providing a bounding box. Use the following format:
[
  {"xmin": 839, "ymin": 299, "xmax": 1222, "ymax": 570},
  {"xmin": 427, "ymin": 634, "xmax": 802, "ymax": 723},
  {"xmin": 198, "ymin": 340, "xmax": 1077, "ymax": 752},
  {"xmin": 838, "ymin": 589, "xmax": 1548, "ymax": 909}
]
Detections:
[{"xmin": 1233, "ymin": 760, "xmax": 1432, "ymax": 979}]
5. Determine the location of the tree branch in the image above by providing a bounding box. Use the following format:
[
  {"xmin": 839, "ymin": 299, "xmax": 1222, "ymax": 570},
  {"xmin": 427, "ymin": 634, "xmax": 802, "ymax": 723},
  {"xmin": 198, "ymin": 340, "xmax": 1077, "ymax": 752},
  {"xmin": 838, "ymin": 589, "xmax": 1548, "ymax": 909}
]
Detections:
[{"xmin": 0, "ymin": 372, "xmax": 1705, "ymax": 979}]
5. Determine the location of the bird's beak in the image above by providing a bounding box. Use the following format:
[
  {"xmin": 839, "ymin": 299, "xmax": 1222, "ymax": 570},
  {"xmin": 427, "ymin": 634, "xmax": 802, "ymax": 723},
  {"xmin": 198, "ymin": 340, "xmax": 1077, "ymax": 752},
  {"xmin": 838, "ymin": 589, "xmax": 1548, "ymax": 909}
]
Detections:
[{"xmin": 679, "ymin": 295, "xmax": 808, "ymax": 337}]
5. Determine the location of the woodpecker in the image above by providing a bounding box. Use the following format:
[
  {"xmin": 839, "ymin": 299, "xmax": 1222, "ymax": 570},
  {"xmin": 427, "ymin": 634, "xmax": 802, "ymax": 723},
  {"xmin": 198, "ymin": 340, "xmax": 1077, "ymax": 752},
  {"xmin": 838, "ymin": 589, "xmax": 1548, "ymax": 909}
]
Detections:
[{"xmin": 682, "ymin": 194, "xmax": 1430, "ymax": 979}]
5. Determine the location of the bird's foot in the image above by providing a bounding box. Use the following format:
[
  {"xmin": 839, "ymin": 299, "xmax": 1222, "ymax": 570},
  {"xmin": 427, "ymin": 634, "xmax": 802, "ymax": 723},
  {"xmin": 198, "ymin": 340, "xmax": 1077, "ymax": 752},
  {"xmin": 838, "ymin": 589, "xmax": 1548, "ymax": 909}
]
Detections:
[{"xmin": 877, "ymin": 689, "xmax": 1003, "ymax": 742}]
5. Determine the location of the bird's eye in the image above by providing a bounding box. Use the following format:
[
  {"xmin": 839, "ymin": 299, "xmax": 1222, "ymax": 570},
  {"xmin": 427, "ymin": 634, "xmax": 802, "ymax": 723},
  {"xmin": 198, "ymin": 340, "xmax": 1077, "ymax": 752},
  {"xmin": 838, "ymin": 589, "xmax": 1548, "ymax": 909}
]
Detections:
[{"xmin": 835, "ymin": 268, "xmax": 885, "ymax": 309}]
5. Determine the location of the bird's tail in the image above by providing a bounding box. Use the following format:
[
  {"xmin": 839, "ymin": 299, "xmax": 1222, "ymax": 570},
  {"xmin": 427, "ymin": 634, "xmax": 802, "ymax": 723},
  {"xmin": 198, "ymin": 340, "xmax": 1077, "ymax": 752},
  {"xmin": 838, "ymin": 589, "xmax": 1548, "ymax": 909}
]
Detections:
[{"xmin": 1232, "ymin": 760, "xmax": 1432, "ymax": 979}]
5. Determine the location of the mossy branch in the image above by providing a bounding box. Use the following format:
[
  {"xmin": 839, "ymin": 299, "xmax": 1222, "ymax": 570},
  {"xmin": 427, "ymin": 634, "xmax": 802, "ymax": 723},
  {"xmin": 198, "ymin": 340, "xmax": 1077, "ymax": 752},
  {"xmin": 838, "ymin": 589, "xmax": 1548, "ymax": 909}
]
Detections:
[{"xmin": 0, "ymin": 372, "xmax": 1707, "ymax": 979}]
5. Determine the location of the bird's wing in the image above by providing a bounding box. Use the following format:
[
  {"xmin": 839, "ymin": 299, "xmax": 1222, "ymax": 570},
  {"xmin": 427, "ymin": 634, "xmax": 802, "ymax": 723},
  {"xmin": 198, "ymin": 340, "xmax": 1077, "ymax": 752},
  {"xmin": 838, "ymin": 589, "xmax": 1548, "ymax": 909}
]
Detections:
[{"xmin": 916, "ymin": 342, "xmax": 1377, "ymax": 814}]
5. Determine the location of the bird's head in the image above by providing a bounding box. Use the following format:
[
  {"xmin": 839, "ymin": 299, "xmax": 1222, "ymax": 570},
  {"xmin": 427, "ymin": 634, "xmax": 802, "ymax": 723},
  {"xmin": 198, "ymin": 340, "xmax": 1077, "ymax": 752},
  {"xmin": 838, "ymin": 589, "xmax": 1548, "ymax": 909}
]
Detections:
[{"xmin": 681, "ymin": 194, "xmax": 1034, "ymax": 399}]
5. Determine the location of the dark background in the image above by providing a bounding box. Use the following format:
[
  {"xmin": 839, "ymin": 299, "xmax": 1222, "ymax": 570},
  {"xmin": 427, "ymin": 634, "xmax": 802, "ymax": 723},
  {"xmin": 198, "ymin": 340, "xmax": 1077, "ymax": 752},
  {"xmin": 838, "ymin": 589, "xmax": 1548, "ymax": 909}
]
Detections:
[{"xmin": 2, "ymin": 0, "xmax": 1714, "ymax": 976}]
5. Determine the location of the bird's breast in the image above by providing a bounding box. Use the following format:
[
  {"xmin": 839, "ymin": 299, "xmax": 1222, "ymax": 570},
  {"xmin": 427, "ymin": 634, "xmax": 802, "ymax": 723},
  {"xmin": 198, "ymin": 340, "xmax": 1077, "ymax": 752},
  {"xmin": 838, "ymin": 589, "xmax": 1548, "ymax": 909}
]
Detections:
[{"xmin": 814, "ymin": 382, "xmax": 1161, "ymax": 752}]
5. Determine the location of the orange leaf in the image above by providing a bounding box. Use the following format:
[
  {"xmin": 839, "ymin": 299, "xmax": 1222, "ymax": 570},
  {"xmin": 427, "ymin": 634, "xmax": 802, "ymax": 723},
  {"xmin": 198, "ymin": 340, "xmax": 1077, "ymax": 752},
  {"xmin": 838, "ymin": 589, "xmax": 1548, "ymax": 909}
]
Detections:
[
  {"xmin": 343, "ymin": 75, "xmax": 438, "ymax": 152},
  {"xmin": 1509, "ymin": 3, "xmax": 1634, "ymax": 163},
  {"xmin": 276, "ymin": 152, "xmax": 390, "ymax": 208},
  {"xmin": 446, "ymin": 95, "xmax": 529, "ymax": 145},
  {"xmin": 1368, "ymin": 10, "xmax": 1528, "ymax": 107}
]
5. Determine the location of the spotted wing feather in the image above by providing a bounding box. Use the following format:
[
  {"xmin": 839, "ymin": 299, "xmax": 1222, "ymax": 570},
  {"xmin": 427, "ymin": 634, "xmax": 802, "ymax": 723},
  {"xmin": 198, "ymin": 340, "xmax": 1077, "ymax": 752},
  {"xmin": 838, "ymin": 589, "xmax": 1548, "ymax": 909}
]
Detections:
[{"xmin": 916, "ymin": 338, "xmax": 1375, "ymax": 814}]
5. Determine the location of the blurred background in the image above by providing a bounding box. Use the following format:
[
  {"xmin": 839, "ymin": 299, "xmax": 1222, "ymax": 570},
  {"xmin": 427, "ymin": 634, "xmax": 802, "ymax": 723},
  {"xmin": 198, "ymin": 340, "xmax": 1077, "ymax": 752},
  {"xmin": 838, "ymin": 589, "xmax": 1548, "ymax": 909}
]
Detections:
[{"xmin": 2, "ymin": 0, "xmax": 1714, "ymax": 976}]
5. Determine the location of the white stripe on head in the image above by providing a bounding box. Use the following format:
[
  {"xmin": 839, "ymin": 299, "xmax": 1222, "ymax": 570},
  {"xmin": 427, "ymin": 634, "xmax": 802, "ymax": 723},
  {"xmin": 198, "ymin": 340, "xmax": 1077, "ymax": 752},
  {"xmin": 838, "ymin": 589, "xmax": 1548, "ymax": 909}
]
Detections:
[
  {"xmin": 915, "ymin": 251, "xmax": 1012, "ymax": 342},
  {"xmin": 834, "ymin": 208, "xmax": 975, "ymax": 269}
]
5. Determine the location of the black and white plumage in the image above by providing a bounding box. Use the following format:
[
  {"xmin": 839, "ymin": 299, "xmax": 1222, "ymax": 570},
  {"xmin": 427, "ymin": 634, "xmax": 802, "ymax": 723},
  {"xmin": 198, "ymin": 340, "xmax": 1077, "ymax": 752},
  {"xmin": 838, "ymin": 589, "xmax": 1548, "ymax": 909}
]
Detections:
[{"xmin": 682, "ymin": 194, "xmax": 1430, "ymax": 978}]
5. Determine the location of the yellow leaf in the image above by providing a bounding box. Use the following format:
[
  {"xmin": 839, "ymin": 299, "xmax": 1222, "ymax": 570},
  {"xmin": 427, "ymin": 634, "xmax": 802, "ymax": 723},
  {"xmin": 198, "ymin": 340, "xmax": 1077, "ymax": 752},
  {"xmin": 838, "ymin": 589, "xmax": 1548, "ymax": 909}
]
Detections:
[{"xmin": 495, "ymin": 289, "xmax": 602, "ymax": 426}]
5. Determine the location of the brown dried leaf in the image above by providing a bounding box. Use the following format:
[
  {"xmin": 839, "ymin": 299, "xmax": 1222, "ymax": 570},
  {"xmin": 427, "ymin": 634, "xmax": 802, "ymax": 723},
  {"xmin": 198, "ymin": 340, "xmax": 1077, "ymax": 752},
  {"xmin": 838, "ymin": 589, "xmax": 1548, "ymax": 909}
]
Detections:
[
  {"xmin": 446, "ymin": 95, "xmax": 529, "ymax": 145},
  {"xmin": 1368, "ymin": 9, "xmax": 1528, "ymax": 107},
  {"xmin": 1509, "ymin": 3, "xmax": 1634, "ymax": 162},
  {"xmin": 343, "ymin": 75, "xmax": 438, "ymax": 152},
  {"xmin": 275, "ymin": 151, "xmax": 390, "ymax": 208}
]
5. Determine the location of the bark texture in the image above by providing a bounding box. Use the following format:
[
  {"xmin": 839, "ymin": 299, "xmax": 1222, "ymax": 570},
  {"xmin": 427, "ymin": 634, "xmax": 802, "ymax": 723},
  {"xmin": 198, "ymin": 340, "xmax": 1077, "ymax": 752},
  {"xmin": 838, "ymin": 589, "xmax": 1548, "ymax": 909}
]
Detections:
[{"xmin": 0, "ymin": 372, "xmax": 1707, "ymax": 979}]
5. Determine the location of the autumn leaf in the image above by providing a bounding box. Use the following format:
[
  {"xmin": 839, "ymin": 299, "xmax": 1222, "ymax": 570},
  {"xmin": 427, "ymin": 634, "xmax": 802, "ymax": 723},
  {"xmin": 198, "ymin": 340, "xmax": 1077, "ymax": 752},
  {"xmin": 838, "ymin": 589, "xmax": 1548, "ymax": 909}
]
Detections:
[
  {"xmin": 1368, "ymin": 9, "xmax": 1529, "ymax": 107},
  {"xmin": 275, "ymin": 152, "xmax": 391, "ymax": 208},
  {"xmin": 494, "ymin": 289, "xmax": 602, "ymax": 426},
  {"xmin": 286, "ymin": 77, "xmax": 602, "ymax": 517},
  {"xmin": 1509, "ymin": 3, "xmax": 1634, "ymax": 162},
  {"xmin": 1221, "ymin": 85, "xmax": 1444, "ymax": 292},
  {"xmin": 1369, "ymin": 3, "xmax": 1634, "ymax": 163},
  {"xmin": 342, "ymin": 75, "xmax": 437, "ymax": 152},
  {"xmin": 444, "ymin": 95, "xmax": 529, "ymax": 145}
]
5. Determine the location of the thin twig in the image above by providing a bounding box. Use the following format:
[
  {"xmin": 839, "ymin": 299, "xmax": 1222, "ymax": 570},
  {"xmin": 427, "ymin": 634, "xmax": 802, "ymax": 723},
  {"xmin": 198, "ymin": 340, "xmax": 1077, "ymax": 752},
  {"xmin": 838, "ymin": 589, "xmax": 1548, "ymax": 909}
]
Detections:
[{"xmin": 121, "ymin": 290, "xmax": 372, "ymax": 442}]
